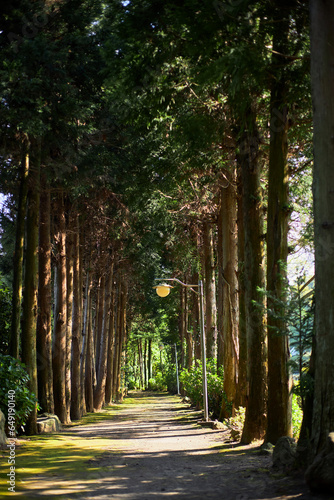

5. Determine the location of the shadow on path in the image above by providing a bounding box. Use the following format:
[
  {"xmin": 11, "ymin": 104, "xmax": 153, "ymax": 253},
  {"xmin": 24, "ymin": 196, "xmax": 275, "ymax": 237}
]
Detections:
[{"xmin": 18, "ymin": 391, "xmax": 326, "ymax": 500}]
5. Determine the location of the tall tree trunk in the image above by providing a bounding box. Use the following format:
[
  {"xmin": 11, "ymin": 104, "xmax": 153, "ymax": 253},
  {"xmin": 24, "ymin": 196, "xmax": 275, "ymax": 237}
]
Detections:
[
  {"xmin": 80, "ymin": 268, "xmax": 91, "ymax": 414},
  {"xmin": 94, "ymin": 263, "xmax": 114, "ymax": 410},
  {"xmin": 191, "ymin": 269, "xmax": 201, "ymax": 362},
  {"xmin": 65, "ymin": 208, "xmax": 74, "ymax": 423},
  {"xmin": 94, "ymin": 275, "xmax": 105, "ymax": 374},
  {"xmin": 85, "ymin": 287, "xmax": 94, "ymax": 413},
  {"xmin": 237, "ymin": 115, "xmax": 267, "ymax": 443},
  {"xmin": 203, "ymin": 220, "xmax": 217, "ymax": 359},
  {"xmin": 10, "ymin": 141, "xmax": 29, "ymax": 359},
  {"xmin": 21, "ymin": 139, "xmax": 41, "ymax": 435},
  {"xmin": 179, "ymin": 285, "xmax": 186, "ymax": 369},
  {"xmin": 266, "ymin": 3, "xmax": 292, "ymax": 443},
  {"xmin": 237, "ymin": 166, "xmax": 247, "ymax": 408},
  {"xmin": 113, "ymin": 278, "xmax": 122, "ymax": 398},
  {"xmin": 309, "ymin": 0, "xmax": 334, "ymax": 457},
  {"xmin": 143, "ymin": 339, "xmax": 148, "ymax": 389},
  {"xmin": 220, "ymin": 170, "xmax": 239, "ymax": 413},
  {"xmin": 217, "ymin": 205, "xmax": 224, "ymax": 369},
  {"xmin": 115, "ymin": 276, "xmax": 127, "ymax": 401},
  {"xmin": 52, "ymin": 194, "xmax": 68, "ymax": 424},
  {"xmin": 148, "ymin": 339, "xmax": 152, "ymax": 381},
  {"xmin": 71, "ymin": 214, "xmax": 82, "ymax": 420},
  {"xmin": 138, "ymin": 339, "xmax": 144, "ymax": 390},
  {"xmin": 105, "ymin": 282, "xmax": 116, "ymax": 405},
  {"xmin": 36, "ymin": 176, "xmax": 54, "ymax": 414}
]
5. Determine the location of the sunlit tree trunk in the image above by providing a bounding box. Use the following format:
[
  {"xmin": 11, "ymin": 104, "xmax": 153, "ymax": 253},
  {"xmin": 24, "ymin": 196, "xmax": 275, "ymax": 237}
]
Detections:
[
  {"xmin": 191, "ymin": 269, "xmax": 201, "ymax": 362},
  {"xmin": 37, "ymin": 176, "xmax": 54, "ymax": 414},
  {"xmin": 71, "ymin": 214, "xmax": 83, "ymax": 420},
  {"xmin": 65, "ymin": 207, "xmax": 74, "ymax": 423},
  {"xmin": 266, "ymin": 1, "xmax": 292, "ymax": 444},
  {"xmin": 21, "ymin": 139, "xmax": 41, "ymax": 435},
  {"xmin": 52, "ymin": 193, "xmax": 68, "ymax": 424},
  {"xmin": 203, "ymin": 220, "xmax": 217, "ymax": 359},
  {"xmin": 220, "ymin": 169, "xmax": 239, "ymax": 414}
]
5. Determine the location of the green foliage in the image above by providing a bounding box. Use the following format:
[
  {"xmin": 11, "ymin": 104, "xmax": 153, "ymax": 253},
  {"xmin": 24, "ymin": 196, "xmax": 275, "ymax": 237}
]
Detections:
[
  {"xmin": 148, "ymin": 373, "xmax": 167, "ymax": 392},
  {"xmin": 255, "ymin": 270, "xmax": 314, "ymax": 408},
  {"xmin": 0, "ymin": 274, "xmax": 11, "ymax": 354},
  {"xmin": 292, "ymin": 394, "xmax": 303, "ymax": 439},
  {"xmin": 180, "ymin": 360, "xmax": 225, "ymax": 419},
  {"xmin": 0, "ymin": 355, "xmax": 38, "ymax": 433},
  {"xmin": 224, "ymin": 406, "xmax": 246, "ymax": 431}
]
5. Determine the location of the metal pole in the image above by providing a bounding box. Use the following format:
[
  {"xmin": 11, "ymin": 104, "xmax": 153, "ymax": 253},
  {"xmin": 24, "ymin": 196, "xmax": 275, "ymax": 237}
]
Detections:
[
  {"xmin": 199, "ymin": 280, "xmax": 209, "ymax": 421},
  {"xmin": 174, "ymin": 343, "xmax": 180, "ymax": 395}
]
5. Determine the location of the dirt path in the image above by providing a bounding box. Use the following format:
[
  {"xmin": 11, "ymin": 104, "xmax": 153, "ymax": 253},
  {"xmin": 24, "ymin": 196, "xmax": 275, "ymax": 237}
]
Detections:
[{"xmin": 19, "ymin": 392, "xmax": 326, "ymax": 500}]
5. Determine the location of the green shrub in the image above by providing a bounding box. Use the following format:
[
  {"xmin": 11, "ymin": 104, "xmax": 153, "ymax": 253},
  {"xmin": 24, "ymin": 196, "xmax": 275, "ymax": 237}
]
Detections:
[
  {"xmin": 0, "ymin": 355, "xmax": 38, "ymax": 434},
  {"xmin": 148, "ymin": 373, "xmax": 167, "ymax": 391},
  {"xmin": 180, "ymin": 360, "xmax": 225, "ymax": 419}
]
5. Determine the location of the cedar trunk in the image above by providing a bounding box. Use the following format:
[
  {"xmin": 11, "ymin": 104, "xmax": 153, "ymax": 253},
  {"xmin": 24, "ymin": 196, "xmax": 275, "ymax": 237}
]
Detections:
[
  {"xmin": 237, "ymin": 166, "xmax": 247, "ymax": 407},
  {"xmin": 266, "ymin": 3, "xmax": 292, "ymax": 443},
  {"xmin": 71, "ymin": 214, "xmax": 83, "ymax": 420},
  {"xmin": 94, "ymin": 264, "xmax": 114, "ymax": 409},
  {"xmin": 220, "ymin": 171, "xmax": 239, "ymax": 412},
  {"xmin": 203, "ymin": 220, "xmax": 217, "ymax": 359},
  {"xmin": 10, "ymin": 144, "xmax": 29, "ymax": 359},
  {"xmin": 105, "ymin": 283, "xmax": 115, "ymax": 404},
  {"xmin": 52, "ymin": 194, "xmax": 68, "ymax": 424},
  {"xmin": 36, "ymin": 178, "xmax": 54, "ymax": 414},
  {"xmin": 21, "ymin": 140, "xmax": 40, "ymax": 435},
  {"xmin": 238, "ymin": 119, "xmax": 267, "ymax": 443},
  {"xmin": 309, "ymin": 0, "xmax": 334, "ymax": 457}
]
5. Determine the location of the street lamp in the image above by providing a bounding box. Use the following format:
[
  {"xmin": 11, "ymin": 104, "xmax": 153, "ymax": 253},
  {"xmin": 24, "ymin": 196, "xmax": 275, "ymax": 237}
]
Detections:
[{"xmin": 153, "ymin": 278, "xmax": 209, "ymax": 422}]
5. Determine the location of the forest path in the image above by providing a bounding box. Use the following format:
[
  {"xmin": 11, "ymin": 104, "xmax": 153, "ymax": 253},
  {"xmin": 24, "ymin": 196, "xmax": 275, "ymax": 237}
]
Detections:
[{"xmin": 18, "ymin": 392, "xmax": 320, "ymax": 500}]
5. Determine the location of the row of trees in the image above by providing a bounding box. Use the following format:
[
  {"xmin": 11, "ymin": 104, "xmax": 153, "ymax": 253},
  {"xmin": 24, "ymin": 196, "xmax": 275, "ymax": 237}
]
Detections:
[{"xmin": 0, "ymin": 0, "xmax": 333, "ymax": 482}]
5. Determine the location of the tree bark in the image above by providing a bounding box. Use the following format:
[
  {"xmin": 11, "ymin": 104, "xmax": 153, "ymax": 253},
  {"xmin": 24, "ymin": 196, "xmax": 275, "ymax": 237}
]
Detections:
[
  {"xmin": 94, "ymin": 274, "xmax": 105, "ymax": 375},
  {"xmin": 36, "ymin": 175, "xmax": 54, "ymax": 414},
  {"xmin": 266, "ymin": 2, "xmax": 292, "ymax": 443},
  {"xmin": 203, "ymin": 220, "xmax": 217, "ymax": 359},
  {"xmin": 237, "ymin": 166, "xmax": 247, "ymax": 408},
  {"xmin": 220, "ymin": 170, "xmax": 239, "ymax": 412},
  {"xmin": 85, "ymin": 286, "xmax": 94, "ymax": 413},
  {"xmin": 21, "ymin": 139, "xmax": 41, "ymax": 435},
  {"xmin": 237, "ymin": 115, "xmax": 267, "ymax": 443},
  {"xmin": 65, "ymin": 207, "xmax": 74, "ymax": 423},
  {"xmin": 94, "ymin": 263, "xmax": 114, "ymax": 410},
  {"xmin": 71, "ymin": 214, "xmax": 83, "ymax": 420},
  {"xmin": 309, "ymin": 0, "xmax": 334, "ymax": 457},
  {"xmin": 52, "ymin": 193, "xmax": 68, "ymax": 424},
  {"xmin": 217, "ymin": 205, "xmax": 224, "ymax": 370},
  {"xmin": 105, "ymin": 282, "xmax": 116, "ymax": 405},
  {"xmin": 9, "ymin": 142, "xmax": 29, "ymax": 359}
]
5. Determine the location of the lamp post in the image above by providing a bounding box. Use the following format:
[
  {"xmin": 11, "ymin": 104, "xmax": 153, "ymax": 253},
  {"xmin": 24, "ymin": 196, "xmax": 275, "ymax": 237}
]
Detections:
[{"xmin": 153, "ymin": 278, "xmax": 209, "ymax": 422}]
